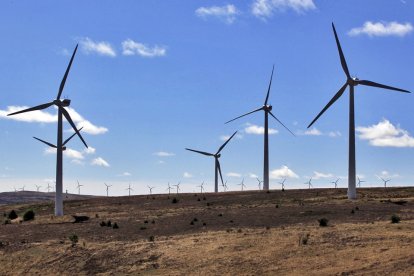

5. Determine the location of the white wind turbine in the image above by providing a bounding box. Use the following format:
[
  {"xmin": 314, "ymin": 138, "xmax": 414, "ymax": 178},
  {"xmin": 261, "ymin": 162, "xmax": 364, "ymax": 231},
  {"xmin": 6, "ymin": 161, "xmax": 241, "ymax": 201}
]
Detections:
[
  {"xmin": 104, "ymin": 183, "xmax": 112, "ymax": 197},
  {"xmin": 20, "ymin": 186, "xmax": 25, "ymax": 191},
  {"xmin": 166, "ymin": 182, "xmax": 173, "ymax": 195},
  {"xmin": 238, "ymin": 178, "xmax": 246, "ymax": 191},
  {"xmin": 126, "ymin": 184, "xmax": 133, "ymax": 196},
  {"xmin": 256, "ymin": 177, "xmax": 263, "ymax": 190},
  {"xmin": 197, "ymin": 182, "xmax": 205, "ymax": 194},
  {"xmin": 380, "ymin": 177, "xmax": 391, "ymax": 188},
  {"xmin": 278, "ymin": 179, "xmax": 286, "ymax": 190},
  {"xmin": 173, "ymin": 182, "xmax": 181, "ymax": 194},
  {"xmin": 222, "ymin": 180, "xmax": 228, "ymax": 192},
  {"xmin": 76, "ymin": 180, "xmax": 83, "ymax": 195},
  {"xmin": 147, "ymin": 185, "xmax": 155, "ymax": 195},
  {"xmin": 35, "ymin": 185, "xmax": 42, "ymax": 192},
  {"xmin": 331, "ymin": 178, "xmax": 340, "ymax": 189},
  {"xmin": 46, "ymin": 183, "xmax": 52, "ymax": 193},
  {"xmin": 305, "ymin": 177, "xmax": 313, "ymax": 189},
  {"xmin": 357, "ymin": 176, "xmax": 365, "ymax": 188}
]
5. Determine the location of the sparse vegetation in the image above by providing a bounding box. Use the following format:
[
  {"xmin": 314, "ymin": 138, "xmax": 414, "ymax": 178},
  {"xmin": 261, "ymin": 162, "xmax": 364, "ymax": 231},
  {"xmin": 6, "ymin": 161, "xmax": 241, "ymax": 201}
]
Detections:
[
  {"xmin": 391, "ymin": 214, "xmax": 401, "ymax": 224},
  {"xmin": 318, "ymin": 218, "xmax": 329, "ymax": 227},
  {"xmin": 23, "ymin": 209, "xmax": 35, "ymax": 221},
  {"xmin": 113, "ymin": 223, "xmax": 119, "ymax": 229},
  {"xmin": 149, "ymin": 235, "xmax": 155, "ymax": 242},
  {"xmin": 100, "ymin": 221, "xmax": 106, "ymax": 227},
  {"xmin": 299, "ymin": 233, "xmax": 310, "ymax": 245},
  {"xmin": 8, "ymin": 210, "xmax": 17, "ymax": 220},
  {"xmin": 107, "ymin": 220, "xmax": 112, "ymax": 227},
  {"xmin": 3, "ymin": 219, "xmax": 11, "ymax": 225},
  {"xmin": 68, "ymin": 234, "xmax": 78, "ymax": 247},
  {"xmin": 140, "ymin": 226, "xmax": 147, "ymax": 230},
  {"xmin": 172, "ymin": 198, "xmax": 178, "ymax": 204}
]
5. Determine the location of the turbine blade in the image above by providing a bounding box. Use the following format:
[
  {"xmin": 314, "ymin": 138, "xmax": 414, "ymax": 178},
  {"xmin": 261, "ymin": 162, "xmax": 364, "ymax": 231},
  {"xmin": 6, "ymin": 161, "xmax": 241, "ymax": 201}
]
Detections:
[
  {"xmin": 225, "ymin": 107, "xmax": 263, "ymax": 124},
  {"xmin": 7, "ymin": 102, "xmax": 54, "ymax": 116},
  {"xmin": 185, "ymin": 148, "xmax": 214, "ymax": 156},
  {"xmin": 216, "ymin": 131, "xmax": 238, "ymax": 154},
  {"xmin": 63, "ymin": 127, "xmax": 84, "ymax": 146},
  {"xmin": 264, "ymin": 65, "xmax": 275, "ymax": 106},
  {"xmin": 57, "ymin": 44, "xmax": 78, "ymax": 100},
  {"xmin": 33, "ymin": 137, "xmax": 57, "ymax": 148},
  {"xmin": 216, "ymin": 159, "xmax": 224, "ymax": 186},
  {"xmin": 268, "ymin": 111, "xmax": 295, "ymax": 136},
  {"xmin": 60, "ymin": 107, "xmax": 88, "ymax": 148},
  {"xmin": 308, "ymin": 82, "xmax": 348, "ymax": 128},
  {"xmin": 332, "ymin": 23, "xmax": 350, "ymax": 78},
  {"xmin": 358, "ymin": 80, "xmax": 410, "ymax": 93}
]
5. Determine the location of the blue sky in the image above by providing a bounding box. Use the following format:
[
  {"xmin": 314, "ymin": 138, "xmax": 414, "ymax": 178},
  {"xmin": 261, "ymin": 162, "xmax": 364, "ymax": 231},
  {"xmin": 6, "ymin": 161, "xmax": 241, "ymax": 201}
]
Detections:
[{"xmin": 0, "ymin": 0, "xmax": 413, "ymax": 196}]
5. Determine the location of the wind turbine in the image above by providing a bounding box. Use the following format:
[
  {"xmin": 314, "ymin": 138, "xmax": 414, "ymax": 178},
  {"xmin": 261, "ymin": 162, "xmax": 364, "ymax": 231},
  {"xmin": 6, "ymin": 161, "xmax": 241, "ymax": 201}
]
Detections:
[
  {"xmin": 147, "ymin": 185, "xmax": 155, "ymax": 195},
  {"xmin": 13, "ymin": 186, "xmax": 17, "ymax": 192},
  {"xmin": 305, "ymin": 177, "xmax": 312, "ymax": 189},
  {"xmin": 104, "ymin": 183, "xmax": 112, "ymax": 197},
  {"xmin": 126, "ymin": 184, "xmax": 133, "ymax": 196},
  {"xmin": 20, "ymin": 186, "xmax": 25, "ymax": 191},
  {"xmin": 166, "ymin": 182, "xmax": 173, "ymax": 195},
  {"xmin": 46, "ymin": 182, "xmax": 52, "ymax": 193},
  {"xmin": 197, "ymin": 181, "xmax": 205, "ymax": 194},
  {"xmin": 35, "ymin": 185, "xmax": 42, "ymax": 192},
  {"xmin": 331, "ymin": 178, "xmax": 340, "ymax": 189},
  {"xmin": 186, "ymin": 131, "xmax": 237, "ymax": 193},
  {"xmin": 7, "ymin": 45, "xmax": 88, "ymax": 216},
  {"xmin": 307, "ymin": 23, "xmax": 410, "ymax": 200},
  {"xmin": 278, "ymin": 178, "xmax": 286, "ymax": 190},
  {"xmin": 357, "ymin": 176, "xmax": 365, "ymax": 188},
  {"xmin": 76, "ymin": 180, "xmax": 83, "ymax": 195},
  {"xmin": 256, "ymin": 177, "xmax": 263, "ymax": 190},
  {"xmin": 238, "ymin": 178, "xmax": 246, "ymax": 191},
  {"xmin": 33, "ymin": 127, "xmax": 84, "ymax": 152},
  {"xmin": 225, "ymin": 66, "xmax": 295, "ymax": 191},
  {"xmin": 173, "ymin": 182, "xmax": 181, "ymax": 194},
  {"xmin": 222, "ymin": 180, "xmax": 228, "ymax": 192},
  {"xmin": 380, "ymin": 177, "xmax": 391, "ymax": 188}
]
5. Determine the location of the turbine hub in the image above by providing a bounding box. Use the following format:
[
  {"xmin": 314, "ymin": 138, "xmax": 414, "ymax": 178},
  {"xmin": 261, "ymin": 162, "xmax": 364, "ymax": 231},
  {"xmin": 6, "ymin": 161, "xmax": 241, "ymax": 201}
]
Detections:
[
  {"xmin": 62, "ymin": 99, "xmax": 71, "ymax": 107},
  {"xmin": 216, "ymin": 153, "xmax": 221, "ymax": 158},
  {"xmin": 62, "ymin": 146, "xmax": 67, "ymax": 151},
  {"xmin": 263, "ymin": 104, "xmax": 272, "ymax": 111}
]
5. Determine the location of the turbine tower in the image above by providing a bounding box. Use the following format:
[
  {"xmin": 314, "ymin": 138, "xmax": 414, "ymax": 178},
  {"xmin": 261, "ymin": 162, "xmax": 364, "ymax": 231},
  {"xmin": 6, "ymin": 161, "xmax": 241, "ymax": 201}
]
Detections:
[
  {"xmin": 225, "ymin": 66, "xmax": 294, "ymax": 191},
  {"xmin": 357, "ymin": 176, "xmax": 365, "ymax": 188},
  {"xmin": 380, "ymin": 177, "xmax": 391, "ymax": 188},
  {"xmin": 126, "ymin": 184, "xmax": 133, "ymax": 196},
  {"xmin": 308, "ymin": 23, "xmax": 410, "ymax": 200},
  {"xmin": 7, "ymin": 45, "xmax": 88, "ymax": 216},
  {"xmin": 197, "ymin": 182, "xmax": 205, "ymax": 194},
  {"xmin": 76, "ymin": 180, "xmax": 83, "ymax": 195},
  {"xmin": 173, "ymin": 182, "xmax": 181, "ymax": 194},
  {"xmin": 46, "ymin": 183, "xmax": 52, "ymax": 193},
  {"xmin": 166, "ymin": 182, "xmax": 172, "ymax": 195},
  {"xmin": 305, "ymin": 177, "xmax": 312, "ymax": 189},
  {"xmin": 238, "ymin": 178, "xmax": 246, "ymax": 191},
  {"xmin": 147, "ymin": 185, "xmax": 155, "ymax": 195},
  {"xmin": 104, "ymin": 183, "xmax": 112, "ymax": 197},
  {"xmin": 35, "ymin": 185, "xmax": 41, "ymax": 192},
  {"xmin": 186, "ymin": 131, "xmax": 237, "ymax": 193},
  {"xmin": 278, "ymin": 178, "xmax": 286, "ymax": 190}
]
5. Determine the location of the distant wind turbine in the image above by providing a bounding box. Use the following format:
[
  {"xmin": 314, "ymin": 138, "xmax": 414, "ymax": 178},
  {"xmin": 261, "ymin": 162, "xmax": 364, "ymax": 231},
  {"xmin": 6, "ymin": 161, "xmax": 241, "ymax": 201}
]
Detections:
[
  {"xmin": 256, "ymin": 177, "xmax": 263, "ymax": 190},
  {"xmin": 20, "ymin": 186, "xmax": 25, "ymax": 191},
  {"xmin": 222, "ymin": 180, "xmax": 228, "ymax": 192},
  {"xmin": 197, "ymin": 182, "xmax": 205, "ymax": 194},
  {"xmin": 35, "ymin": 185, "xmax": 42, "ymax": 192},
  {"xmin": 357, "ymin": 176, "xmax": 365, "ymax": 188},
  {"xmin": 331, "ymin": 178, "xmax": 340, "ymax": 189},
  {"xmin": 225, "ymin": 65, "xmax": 295, "ymax": 191},
  {"xmin": 126, "ymin": 184, "xmax": 133, "ymax": 196},
  {"xmin": 173, "ymin": 182, "xmax": 181, "ymax": 194},
  {"xmin": 307, "ymin": 23, "xmax": 410, "ymax": 200},
  {"xmin": 76, "ymin": 180, "xmax": 83, "ymax": 195},
  {"xmin": 238, "ymin": 178, "xmax": 246, "ymax": 191},
  {"xmin": 278, "ymin": 179, "xmax": 286, "ymax": 190},
  {"xmin": 186, "ymin": 131, "xmax": 237, "ymax": 193},
  {"xmin": 7, "ymin": 45, "xmax": 88, "ymax": 216},
  {"xmin": 305, "ymin": 177, "xmax": 313, "ymax": 189},
  {"xmin": 104, "ymin": 183, "xmax": 112, "ymax": 197},
  {"xmin": 147, "ymin": 185, "xmax": 155, "ymax": 195},
  {"xmin": 166, "ymin": 182, "xmax": 173, "ymax": 195},
  {"xmin": 46, "ymin": 183, "xmax": 52, "ymax": 193},
  {"xmin": 380, "ymin": 177, "xmax": 391, "ymax": 188}
]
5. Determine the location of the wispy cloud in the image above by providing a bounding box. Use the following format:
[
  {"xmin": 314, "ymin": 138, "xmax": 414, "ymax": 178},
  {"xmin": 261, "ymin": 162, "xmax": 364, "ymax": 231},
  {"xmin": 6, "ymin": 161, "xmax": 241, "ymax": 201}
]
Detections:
[
  {"xmin": 249, "ymin": 173, "xmax": 258, "ymax": 179},
  {"xmin": 122, "ymin": 39, "xmax": 166, "ymax": 57},
  {"xmin": 298, "ymin": 127, "xmax": 341, "ymax": 138},
  {"xmin": 356, "ymin": 119, "xmax": 414, "ymax": 147},
  {"xmin": 79, "ymin": 37, "xmax": 117, "ymax": 57},
  {"xmin": 118, "ymin": 172, "xmax": 131, "ymax": 176},
  {"xmin": 226, "ymin": 172, "xmax": 241, "ymax": 178},
  {"xmin": 312, "ymin": 171, "xmax": 333, "ymax": 180},
  {"xmin": 44, "ymin": 146, "xmax": 95, "ymax": 160},
  {"xmin": 378, "ymin": 170, "xmax": 400, "ymax": 179},
  {"xmin": 251, "ymin": 0, "xmax": 316, "ymax": 19},
  {"xmin": 220, "ymin": 133, "xmax": 243, "ymax": 141},
  {"xmin": 91, "ymin": 157, "xmax": 110, "ymax": 167},
  {"xmin": 195, "ymin": 4, "xmax": 239, "ymax": 24},
  {"xmin": 348, "ymin": 21, "xmax": 413, "ymax": 37},
  {"xmin": 245, "ymin": 124, "xmax": 278, "ymax": 135},
  {"xmin": 270, "ymin": 165, "xmax": 299, "ymax": 179},
  {"xmin": 0, "ymin": 106, "xmax": 108, "ymax": 135},
  {"xmin": 183, "ymin": 172, "xmax": 193, "ymax": 178},
  {"xmin": 153, "ymin": 151, "xmax": 175, "ymax": 157},
  {"xmin": 304, "ymin": 127, "xmax": 322, "ymax": 136}
]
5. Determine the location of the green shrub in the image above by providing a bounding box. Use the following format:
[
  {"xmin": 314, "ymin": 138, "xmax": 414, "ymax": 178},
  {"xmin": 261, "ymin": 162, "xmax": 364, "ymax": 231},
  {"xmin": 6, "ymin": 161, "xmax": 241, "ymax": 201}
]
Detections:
[
  {"xmin": 318, "ymin": 218, "xmax": 329, "ymax": 227},
  {"xmin": 391, "ymin": 214, "xmax": 401, "ymax": 224},
  {"xmin": 68, "ymin": 234, "xmax": 78, "ymax": 247},
  {"xmin": 8, "ymin": 210, "xmax": 17, "ymax": 220},
  {"xmin": 23, "ymin": 210, "xmax": 35, "ymax": 221}
]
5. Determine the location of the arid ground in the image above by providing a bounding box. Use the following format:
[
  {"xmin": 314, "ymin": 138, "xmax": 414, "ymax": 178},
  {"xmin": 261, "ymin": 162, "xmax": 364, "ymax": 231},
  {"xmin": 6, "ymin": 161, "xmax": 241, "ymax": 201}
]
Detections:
[{"xmin": 0, "ymin": 188, "xmax": 413, "ymax": 275}]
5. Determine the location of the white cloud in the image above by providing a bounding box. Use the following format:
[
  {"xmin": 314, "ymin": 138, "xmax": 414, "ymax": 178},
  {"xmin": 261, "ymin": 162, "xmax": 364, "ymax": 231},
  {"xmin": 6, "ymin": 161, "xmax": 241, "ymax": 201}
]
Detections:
[
  {"xmin": 45, "ymin": 147, "xmax": 84, "ymax": 160},
  {"xmin": 84, "ymin": 146, "xmax": 96, "ymax": 155},
  {"xmin": 378, "ymin": 171, "xmax": 400, "ymax": 178},
  {"xmin": 245, "ymin": 124, "xmax": 278, "ymax": 135},
  {"xmin": 348, "ymin": 21, "xmax": 413, "ymax": 37},
  {"xmin": 249, "ymin": 173, "xmax": 258, "ymax": 179},
  {"xmin": 252, "ymin": 0, "xmax": 316, "ymax": 19},
  {"xmin": 71, "ymin": 159, "xmax": 85, "ymax": 166},
  {"xmin": 226, "ymin": 172, "xmax": 241, "ymax": 178},
  {"xmin": 183, "ymin": 172, "xmax": 193, "ymax": 178},
  {"xmin": 119, "ymin": 172, "xmax": 131, "ymax": 176},
  {"xmin": 356, "ymin": 119, "xmax": 414, "ymax": 147},
  {"xmin": 157, "ymin": 160, "xmax": 166, "ymax": 165},
  {"xmin": 122, "ymin": 39, "xmax": 166, "ymax": 57},
  {"xmin": 312, "ymin": 171, "xmax": 333, "ymax": 180},
  {"xmin": 153, "ymin": 151, "xmax": 175, "ymax": 157},
  {"xmin": 304, "ymin": 127, "xmax": 322, "ymax": 136},
  {"xmin": 195, "ymin": 4, "xmax": 239, "ymax": 24},
  {"xmin": 91, "ymin": 157, "xmax": 110, "ymax": 167},
  {"xmin": 79, "ymin": 37, "xmax": 116, "ymax": 57},
  {"xmin": 270, "ymin": 165, "xmax": 299, "ymax": 179},
  {"xmin": 0, "ymin": 106, "xmax": 108, "ymax": 135},
  {"xmin": 328, "ymin": 131, "xmax": 342, "ymax": 137}
]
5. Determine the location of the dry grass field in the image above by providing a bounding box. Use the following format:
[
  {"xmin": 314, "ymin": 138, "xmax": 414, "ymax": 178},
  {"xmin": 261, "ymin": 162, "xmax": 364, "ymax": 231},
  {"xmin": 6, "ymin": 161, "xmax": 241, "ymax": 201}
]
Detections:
[{"xmin": 0, "ymin": 188, "xmax": 413, "ymax": 275}]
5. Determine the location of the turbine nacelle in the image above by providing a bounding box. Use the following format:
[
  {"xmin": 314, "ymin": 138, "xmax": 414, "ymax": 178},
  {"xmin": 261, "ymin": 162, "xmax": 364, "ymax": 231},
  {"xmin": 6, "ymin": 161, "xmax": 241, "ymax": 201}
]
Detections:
[
  {"xmin": 53, "ymin": 99, "xmax": 71, "ymax": 107},
  {"xmin": 347, "ymin": 77, "xmax": 360, "ymax": 86},
  {"xmin": 215, "ymin": 153, "xmax": 221, "ymax": 158},
  {"xmin": 263, "ymin": 104, "xmax": 272, "ymax": 112}
]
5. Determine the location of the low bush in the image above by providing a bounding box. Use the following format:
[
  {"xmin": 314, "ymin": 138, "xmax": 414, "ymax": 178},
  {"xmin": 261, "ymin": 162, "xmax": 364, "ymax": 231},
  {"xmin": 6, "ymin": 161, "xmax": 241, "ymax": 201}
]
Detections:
[
  {"xmin": 318, "ymin": 218, "xmax": 329, "ymax": 227},
  {"xmin": 100, "ymin": 221, "xmax": 106, "ymax": 227},
  {"xmin": 391, "ymin": 214, "xmax": 401, "ymax": 224},
  {"xmin": 3, "ymin": 219, "xmax": 11, "ymax": 225},
  {"xmin": 149, "ymin": 235, "xmax": 155, "ymax": 242},
  {"xmin": 23, "ymin": 210, "xmax": 35, "ymax": 221},
  {"xmin": 172, "ymin": 198, "xmax": 178, "ymax": 204},
  {"xmin": 68, "ymin": 234, "xmax": 78, "ymax": 247},
  {"xmin": 8, "ymin": 210, "xmax": 17, "ymax": 220},
  {"xmin": 106, "ymin": 220, "xmax": 112, "ymax": 227},
  {"xmin": 113, "ymin": 223, "xmax": 119, "ymax": 229}
]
